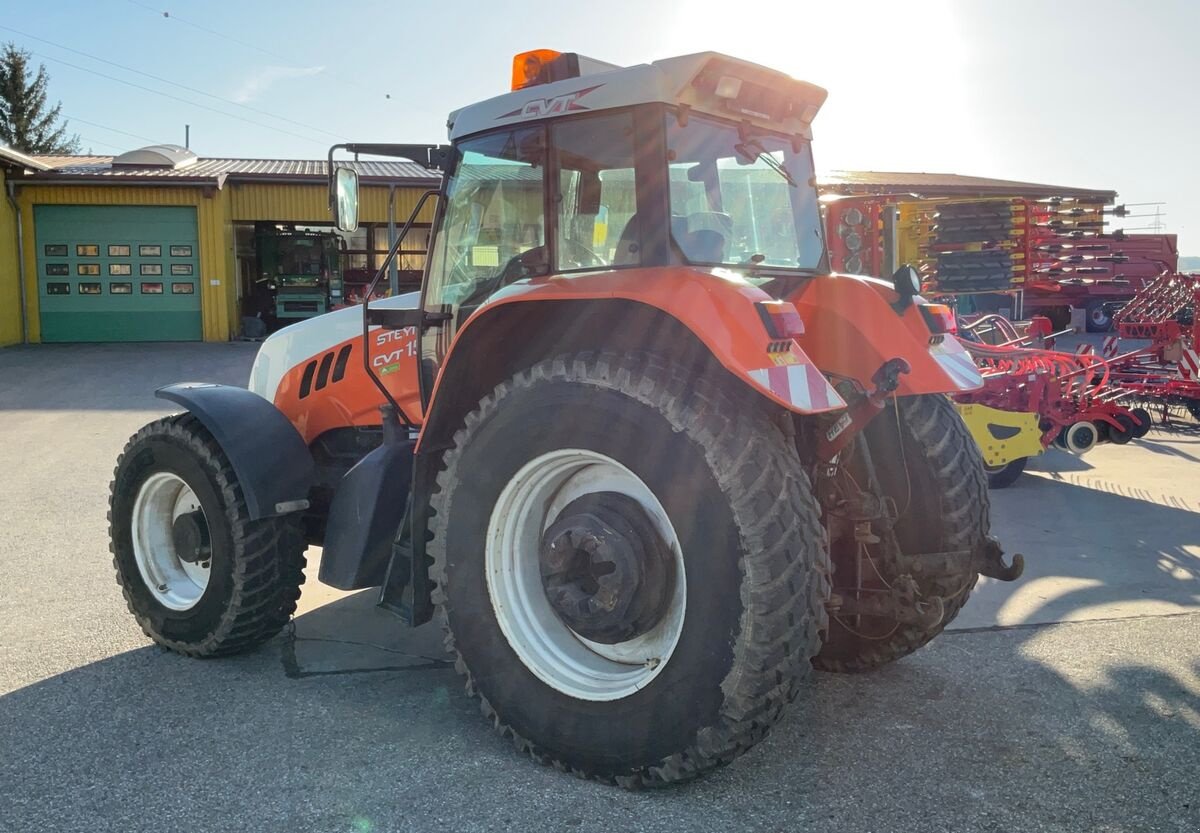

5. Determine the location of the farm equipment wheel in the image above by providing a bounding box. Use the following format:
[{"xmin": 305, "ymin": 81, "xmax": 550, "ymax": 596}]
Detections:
[
  {"xmin": 1065, "ymin": 421, "xmax": 1098, "ymax": 454},
  {"xmin": 1131, "ymin": 407, "xmax": 1152, "ymax": 438},
  {"xmin": 1085, "ymin": 300, "xmax": 1113, "ymax": 333},
  {"xmin": 1043, "ymin": 307, "xmax": 1071, "ymax": 331},
  {"xmin": 984, "ymin": 457, "xmax": 1027, "ymax": 489},
  {"xmin": 428, "ymin": 351, "xmax": 829, "ymax": 787},
  {"xmin": 1108, "ymin": 413, "xmax": 1137, "ymax": 445},
  {"xmin": 108, "ymin": 414, "xmax": 306, "ymax": 657},
  {"xmin": 814, "ymin": 395, "xmax": 989, "ymax": 673}
]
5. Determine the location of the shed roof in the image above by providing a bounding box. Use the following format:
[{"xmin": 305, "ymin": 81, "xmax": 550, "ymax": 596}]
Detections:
[
  {"xmin": 0, "ymin": 145, "xmax": 50, "ymax": 171},
  {"xmin": 817, "ymin": 170, "xmax": 1116, "ymax": 202},
  {"xmin": 22, "ymin": 155, "xmax": 440, "ymax": 186}
]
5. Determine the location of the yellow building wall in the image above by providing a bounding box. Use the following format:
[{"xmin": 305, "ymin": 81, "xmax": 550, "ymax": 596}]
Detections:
[
  {"xmin": 17, "ymin": 184, "xmax": 235, "ymax": 343},
  {"xmin": 12, "ymin": 180, "xmax": 436, "ymax": 343},
  {"xmin": 229, "ymin": 183, "xmax": 437, "ymax": 225},
  {"xmin": 0, "ymin": 168, "xmax": 22, "ymax": 346}
]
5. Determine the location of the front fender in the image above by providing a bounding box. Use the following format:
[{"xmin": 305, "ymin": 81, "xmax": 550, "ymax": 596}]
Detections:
[
  {"xmin": 786, "ymin": 273, "xmax": 983, "ymax": 395},
  {"xmin": 156, "ymin": 383, "xmax": 315, "ymax": 520},
  {"xmin": 430, "ymin": 267, "xmax": 848, "ymax": 419}
]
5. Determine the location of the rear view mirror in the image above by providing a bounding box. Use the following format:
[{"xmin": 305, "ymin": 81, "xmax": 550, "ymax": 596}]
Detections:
[
  {"xmin": 331, "ymin": 166, "xmax": 360, "ymax": 232},
  {"xmin": 578, "ymin": 170, "xmax": 602, "ymax": 215}
]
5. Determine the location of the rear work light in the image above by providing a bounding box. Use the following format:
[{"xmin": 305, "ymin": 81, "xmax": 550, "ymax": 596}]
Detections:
[
  {"xmin": 918, "ymin": 302, "xmax": 957, "ymax": 335},
  {"xmin": 756, "ymin": 300, "xmax": 806, "ymax": 339}
]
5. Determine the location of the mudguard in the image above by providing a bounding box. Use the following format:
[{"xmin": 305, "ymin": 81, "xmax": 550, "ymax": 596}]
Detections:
[
  {"xmin": 428, "ymin": 266, "xmax": 850, "ymax": 418},
  {"xmin": 156, "ymin": 383, "xmax": 315, "ymax": 520},
  {"xmin": 786, "ymin": 274, "xmax": 983, "ymax": 396},
  {"xmin": 319, "ymin": 438, "xmax": 415, "ymax": 591}
]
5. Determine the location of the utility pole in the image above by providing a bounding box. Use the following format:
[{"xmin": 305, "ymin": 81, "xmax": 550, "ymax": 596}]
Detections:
[{"xmin": 185, "ymin": 124, "xmax": 190, "ymax": 149}]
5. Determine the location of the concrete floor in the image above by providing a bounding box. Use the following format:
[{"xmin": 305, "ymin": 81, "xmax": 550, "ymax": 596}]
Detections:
[{"xmin": 0, "ymin": 340, "xmax": 1197, "ymax": 833}]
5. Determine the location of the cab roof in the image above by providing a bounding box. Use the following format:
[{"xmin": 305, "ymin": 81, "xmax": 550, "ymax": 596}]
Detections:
[{"xmin": 447, "ymin": 51, "xmax": 827, "ymax": 142}]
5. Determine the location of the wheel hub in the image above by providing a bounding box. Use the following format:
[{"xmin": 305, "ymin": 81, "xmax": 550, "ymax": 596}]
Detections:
[
  {"xmin": 539, "ymin": 492, "xmax": 674, "ymax": 644},
  {"xmin": 171, "ymin": 510, "xmax": 211, "ymax": 565}
]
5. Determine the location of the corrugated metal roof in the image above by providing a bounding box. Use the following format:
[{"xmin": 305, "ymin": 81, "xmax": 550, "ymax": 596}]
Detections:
[
  {"xmin": 817, "ymin": 170, "xmax": 1116, "ymax": 201},
  {"xmin": 0, "ymin": 145, "xmax": 50, "ymax": 171},
  {"xmin": 25, "ymin": 155, "xmax": 440, "ymax": 183}
]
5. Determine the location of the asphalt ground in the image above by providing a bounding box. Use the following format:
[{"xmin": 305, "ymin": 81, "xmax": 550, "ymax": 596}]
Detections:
[{"xmin": 1, "ymin": 338, "xmax": 1197, "ymax": 833}]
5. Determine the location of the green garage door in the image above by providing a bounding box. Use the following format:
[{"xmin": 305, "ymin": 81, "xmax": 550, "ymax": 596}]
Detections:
[{"xmin": 35, "ymin": 205, "xmax": 202, "ymax": 342}]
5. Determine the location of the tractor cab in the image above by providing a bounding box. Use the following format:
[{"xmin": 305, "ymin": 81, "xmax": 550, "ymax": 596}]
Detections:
[{"xmin": 329, "ymin": 51, "xmax": 832, "ymax": 386}]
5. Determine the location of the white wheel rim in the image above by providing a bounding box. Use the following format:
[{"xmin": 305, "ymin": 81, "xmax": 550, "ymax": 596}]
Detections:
[
  {"xmin": 486, "ymin": 449, "xmax": 686, "ymax": 701},
  {"xmin": 131, "ymin": 472, "xmax": 212, "ymax": 611}
]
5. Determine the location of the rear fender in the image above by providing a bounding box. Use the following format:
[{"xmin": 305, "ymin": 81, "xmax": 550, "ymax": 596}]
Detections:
[
  {"xmin": 418, "ymin": 267, "xmax": 849, "ymax": 451},
  {"xmin": 156, "ymin": 383, "xmax": 315, "ymax": 520},
  {"xmin": 786, "ymin": 274, "xmax": 983, "ymax": 396}
]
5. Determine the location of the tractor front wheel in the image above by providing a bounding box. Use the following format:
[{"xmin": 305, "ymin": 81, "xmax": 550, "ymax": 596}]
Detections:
[
  {"xmin": 428, "ymin": 352, "xmax": 829, "ymax": 786},
  {"xmin": 108, "ymin": 414, "xmax": 306, "ymax": 657}
]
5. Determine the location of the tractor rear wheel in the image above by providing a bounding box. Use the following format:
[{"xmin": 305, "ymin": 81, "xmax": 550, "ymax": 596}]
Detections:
[
  {"xmin": 814, "ymin": 394, "xmax": 989, "ymax": 673},
  {"xmin": 108, "ymin": 414, "xmax": 306, "ymax": 657},
  {"xmin": 428, "ymin": 351, "xmax": 829, "ymax": 786}
]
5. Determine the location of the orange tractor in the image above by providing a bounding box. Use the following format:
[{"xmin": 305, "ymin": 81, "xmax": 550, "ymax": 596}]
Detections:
[{"xmin": 108, "ymin": 50, "xmax": 1021, "ymax": 786}]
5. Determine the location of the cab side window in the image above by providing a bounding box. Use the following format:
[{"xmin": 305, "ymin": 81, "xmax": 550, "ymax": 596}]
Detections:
[
  {"xmin": 552, "ymin": 112, "xmax": 639, "ymax": 271},
  {"xmin": 424, "ymin": 127, "xmax": 546, "ymax": 313}
]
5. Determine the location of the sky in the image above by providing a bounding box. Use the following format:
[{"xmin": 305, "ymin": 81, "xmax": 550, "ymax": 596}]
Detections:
[{"xmin": 3, "ymin": 0, "xmax": 1198, "ymax": 253}]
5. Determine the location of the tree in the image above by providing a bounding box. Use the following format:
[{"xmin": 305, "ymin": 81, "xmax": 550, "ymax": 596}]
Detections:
[{"xmin": 0, "ymin": 43, "xmax": 79, "ymax": 154}]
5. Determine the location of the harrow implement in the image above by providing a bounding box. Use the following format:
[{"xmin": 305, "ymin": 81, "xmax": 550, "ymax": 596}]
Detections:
[{"xmin": 953, "ymin": 313, "xmax": 1148, "ymax": 487}]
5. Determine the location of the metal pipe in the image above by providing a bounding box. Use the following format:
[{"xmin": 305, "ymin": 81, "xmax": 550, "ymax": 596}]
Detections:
[
  {"xmin": 5, "ymin": 179, "xmax": 28, "ymax": 344},
  {"xmin": 388, "ymin": 184, "xmax": 398, "ymax": 295}
]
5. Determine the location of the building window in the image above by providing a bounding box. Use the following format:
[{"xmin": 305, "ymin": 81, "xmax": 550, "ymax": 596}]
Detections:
[
  {"xmin": 140, "ymin": 263, "xmax": 163, "ymax": 276},
  {"xmin": 108, "ymin": 244, "xmax": 131, "ymax": 257},
  {"xmin": 139, "ymin": 245, "xmax": 162, "ymax": 257},
  {"xmin": 46, "ymin": 282, "xmax": 70, "ymax": 295},
  {"xmin": 170, "ymin": 245, "xmax": 193, "ymax": 257},
  {"xmin": 141, "ymin": 282, "xmax": 163, "ymax": 294},
  {"xmin": 44, "ymin": 244, "xmax": 68, "ymax": 257},
  {"xmin": 77, "ymin": 263, "xmax": 101, "ymax": 276},
  {"xmin": 79, "ymin": 282, "xmax": 102, "ymax": 295},
  {"xmin": 76, "ymin": 244, "xmax": 99, "ymax": 257},
  {"xmin": 46, "ymin": 263, "xmax": 70, "ymax": 276},
  {"xmin": 109, "ymin": 263, "xmax": 132, "ymax": 276},
  {"xmin": 110, "ymin": 282, "xmax": 132, "ymax": 294},
  {"xmin": 171, "ymin": 282, "xmax": 194, "ymax": 294},
  {"xmin": 170, "ymin": 263, "xmax": 193, "ymax": 276}
]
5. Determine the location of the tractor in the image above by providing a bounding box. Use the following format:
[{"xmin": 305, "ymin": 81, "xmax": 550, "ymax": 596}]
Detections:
[{"xmin": 108, "ymin": 49, "xmax": 1022, "ymax": 787}]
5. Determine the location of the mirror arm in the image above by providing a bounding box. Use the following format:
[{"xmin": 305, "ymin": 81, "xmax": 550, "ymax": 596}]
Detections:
[{"xmin": 358, "ymin": 188, "xmax": 442, "ymax": 426}]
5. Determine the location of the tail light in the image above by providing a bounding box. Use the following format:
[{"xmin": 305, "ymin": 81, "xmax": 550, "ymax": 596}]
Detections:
[
  {"xmin": 918, "ymin": 302, "xmax": 957, "ymax": 335},
  {"xmin": 755, "ymin": 300, "xmax": 805, "ymax": 339}
]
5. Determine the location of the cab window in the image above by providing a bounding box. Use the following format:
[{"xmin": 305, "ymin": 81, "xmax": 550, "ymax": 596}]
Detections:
[
  {"xmin": 552, "ymin": 111, "xmax": 640, "ymax": 271},
  {"xmin": 424, "ymin": 127, "xmax": 546, "ymax": 314}
]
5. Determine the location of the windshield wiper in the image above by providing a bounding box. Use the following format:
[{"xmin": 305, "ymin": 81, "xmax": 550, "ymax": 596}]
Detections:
[{"xmin": 734, "ymin": 139, "xmax": 796, "ymax": 187}]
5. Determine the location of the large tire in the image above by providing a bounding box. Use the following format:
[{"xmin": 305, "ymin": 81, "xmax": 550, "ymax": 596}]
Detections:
[
  {"xmin": 1085, "ymin": 300, "xmax": 1113, "ymax": 333},
  {"xmin": 108, "ymin": 413, "xmax": 306, "ymax": 657},
  {"xmin": 428, "ymin": 352, "xmax": 830, "ymax": 787},
  {"xmin": 985, "ymin": 456, "xmax": 1027, "ymax": 489},
  {"xmin": 814, "ymin": 394, "xmax": 989, "ymax": 673}
]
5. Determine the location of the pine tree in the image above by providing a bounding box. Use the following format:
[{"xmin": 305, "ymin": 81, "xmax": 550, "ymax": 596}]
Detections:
[{"xmin": 0, "ymin": 43, "xmax": 80, "ymax": 154}]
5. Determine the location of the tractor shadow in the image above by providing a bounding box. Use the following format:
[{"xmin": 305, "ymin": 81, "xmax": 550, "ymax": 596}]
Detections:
[
  {"xmin": 1, "ymin": 593, "xmax": 1196, "ymax": 832},
  {"xmin": 962, "ymin": 474, "xmax": 1200, "ymax": 629}
]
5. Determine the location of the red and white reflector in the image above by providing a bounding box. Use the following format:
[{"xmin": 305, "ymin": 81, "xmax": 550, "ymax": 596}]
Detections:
[
  {"xmin": 1074, "ymin": 343, "xmax": 1094, "ymax": 357},
  {"xmin": 747, "ymin": 363, "xmax": 846, "ymax": 413},
  {"xmin": 1102, "ymin": 336, "xmax": 1119, "ymax": 359},
  {"xmin": 929, "ymin": 336, "xmax": 983, "ymax": 391},
  {"xmin": 1179, "ymin": 347, "xmax": 1200, "ymax": 380}
]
